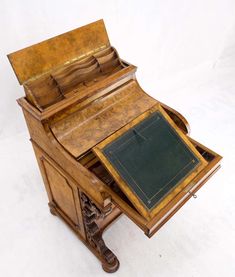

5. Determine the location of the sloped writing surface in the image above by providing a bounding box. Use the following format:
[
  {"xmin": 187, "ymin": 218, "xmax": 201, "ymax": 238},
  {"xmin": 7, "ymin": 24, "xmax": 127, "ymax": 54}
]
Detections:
[{"xmin": 102, "ymin": 112, "xmax": 200, "ymax": 210}]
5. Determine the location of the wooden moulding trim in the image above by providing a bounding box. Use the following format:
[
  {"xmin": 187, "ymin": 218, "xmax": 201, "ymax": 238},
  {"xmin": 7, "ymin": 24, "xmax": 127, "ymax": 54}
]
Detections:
[
  {"xmin": 146, "ymin": 147, "xmax": 222, "ymax": 234},
  {"xmin": 147, "ymin": 163, "xmax": 221, "ymax": 237},
  {"xmin": 48, "ymin": 72, "xmax": 137, "ymax": 127},
  {"xmin": 111, "ymin": 198, "xmax": 149, "ymax": 232},
  {"xmin": 40, "ymin": 65, "xmax": 137, "ymax": 121},
  {"xmin": 18, "ymin": 65, "xmax": 136, "ymax": 123},
  {"xmin": 160, "ymin": 102, "xmax": 191, "ymax": 135},
  {"xmin": 17, "ymin": 97, "xmax": 42, "ymax": 121},
  {"xmin": 147, "ymin": 151, "xmax": 222, "ymax": 230}
]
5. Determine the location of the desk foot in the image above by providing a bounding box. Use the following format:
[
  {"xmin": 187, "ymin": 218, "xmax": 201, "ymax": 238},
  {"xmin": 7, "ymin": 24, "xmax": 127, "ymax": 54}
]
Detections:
[
  {"xmin": 102, "ymin": 259, "xmax": 120, "ymax": 273},
  {"xmin": 48, "ymin": 202, "xmax": 57, "ymax": 216},
  {"xmin": 81, "ymin": 192, "xmax": 120, "ymax": 273}
]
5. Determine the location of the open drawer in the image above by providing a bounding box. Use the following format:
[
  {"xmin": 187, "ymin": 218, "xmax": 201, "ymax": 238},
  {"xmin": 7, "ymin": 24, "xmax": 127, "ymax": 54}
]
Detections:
[{"xmin": 78, "ymin": 104, "xmax": 222, "ymax": 237}]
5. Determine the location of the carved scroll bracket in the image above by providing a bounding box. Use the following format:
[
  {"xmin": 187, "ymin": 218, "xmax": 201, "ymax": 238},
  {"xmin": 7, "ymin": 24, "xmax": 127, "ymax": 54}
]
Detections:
[{"xmin": 80, "ymin": 192, "xmax": 119, "ymax": 273}]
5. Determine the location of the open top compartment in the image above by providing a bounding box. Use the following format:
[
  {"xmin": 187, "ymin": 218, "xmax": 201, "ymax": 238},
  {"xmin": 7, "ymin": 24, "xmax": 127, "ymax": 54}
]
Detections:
[
  {"xmin": 8, "ymin": 19, "xmax": 130, "ymax": 111},
  {"xmin": 23, "ymin": 46, "xmax": 128, "ymax": 110}
]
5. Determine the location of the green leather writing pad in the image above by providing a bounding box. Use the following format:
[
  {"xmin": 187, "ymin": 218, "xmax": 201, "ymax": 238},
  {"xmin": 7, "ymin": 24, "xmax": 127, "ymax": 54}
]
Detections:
[{"xmin": 103, "ymin": 112, "xmax": 200, "ymax": 210}]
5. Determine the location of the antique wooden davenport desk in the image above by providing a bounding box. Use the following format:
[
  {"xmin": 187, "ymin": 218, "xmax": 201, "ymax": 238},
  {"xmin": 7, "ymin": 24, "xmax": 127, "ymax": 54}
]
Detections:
[{"xmin": 8, "ymin": 20, "xmax": 222, "ymax": 273}]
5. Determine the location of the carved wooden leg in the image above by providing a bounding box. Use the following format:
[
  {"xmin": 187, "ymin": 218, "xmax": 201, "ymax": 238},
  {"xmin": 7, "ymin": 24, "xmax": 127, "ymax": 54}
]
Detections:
[
  {"xmin": 80, "ymin": 192, "xmax": 120, "ymax": 273},
  {"xmin": 48, "ymin": 201, "xmax": 57, "ymax": 216}
]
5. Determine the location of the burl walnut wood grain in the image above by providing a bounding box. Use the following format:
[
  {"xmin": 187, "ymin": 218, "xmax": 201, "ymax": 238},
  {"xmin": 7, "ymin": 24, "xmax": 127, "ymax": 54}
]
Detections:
[
  {"xmin": 23, "ymin": 46, "xmax": 125, "ymax": 110},
  {"xmin": 8, "ymin": 20, "xmax": 222, "ymax": 272},
  {"xmin": 50, "ymin": 80, "xmax": 157, "ymax": 158},
  {"xmin": 8, "ymin": 19, "xmax": 110, "ymax": 85}
]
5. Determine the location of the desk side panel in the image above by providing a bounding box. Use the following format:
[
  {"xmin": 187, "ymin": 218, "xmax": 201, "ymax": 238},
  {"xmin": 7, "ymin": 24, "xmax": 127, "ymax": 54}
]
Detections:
[
  {"xmin": 18, "ymin": 98, "xmax": 109, "ymax": 210},
  {"xmin": 32, "ymin": 144, "xmax": 86, "ymax": 239}
]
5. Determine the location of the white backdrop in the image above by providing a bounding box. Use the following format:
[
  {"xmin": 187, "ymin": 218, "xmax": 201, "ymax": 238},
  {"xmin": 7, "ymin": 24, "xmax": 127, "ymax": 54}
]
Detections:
[{"xmin": 1, "ymin": 1, "xmax": 235, "ymax": 277}]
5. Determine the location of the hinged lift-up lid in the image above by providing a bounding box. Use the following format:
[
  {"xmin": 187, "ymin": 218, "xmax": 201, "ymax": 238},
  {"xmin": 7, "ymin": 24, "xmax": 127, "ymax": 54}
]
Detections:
[
  {"xmin": 93, "ymin": 104, "xmax": 208, "ymax": 221},
  {"xmin": 7, "ymin": 19, "xmax": 110, "ymax": 84}
]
